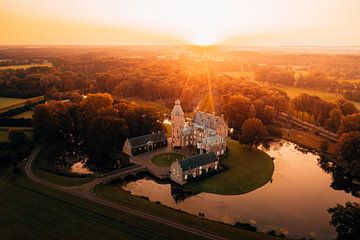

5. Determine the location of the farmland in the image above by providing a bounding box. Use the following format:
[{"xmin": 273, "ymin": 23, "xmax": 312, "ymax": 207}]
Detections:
[
  {"xmin": 0, "ymin": 96, "xmax": 44, "ymax": 113},
  {"xmin": 276, "ymin": 86, "xmax": 360, "ymax": 110},
  {"xmin": 0, "ymin": 62, "xmax": 53, "ymax": 70}
]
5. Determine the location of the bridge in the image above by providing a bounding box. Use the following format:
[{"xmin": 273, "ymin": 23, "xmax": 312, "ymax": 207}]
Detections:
[{"xmin": 100, "ymin": 165, "xmax": 147, "ymax": 184}]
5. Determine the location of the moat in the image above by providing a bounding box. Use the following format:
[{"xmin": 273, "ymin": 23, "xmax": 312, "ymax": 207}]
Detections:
[{"xmin": 122, "ymin": 140, "xmax": 359, "ymax": 240}]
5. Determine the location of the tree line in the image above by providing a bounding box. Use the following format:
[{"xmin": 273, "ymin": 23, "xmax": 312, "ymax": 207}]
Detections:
[{"xmin": 32, "ymin": 93, "xmax": 163, "ymax": 168}]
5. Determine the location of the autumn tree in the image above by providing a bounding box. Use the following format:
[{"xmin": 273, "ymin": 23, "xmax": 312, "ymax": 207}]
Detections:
[
  {"xmin": 337, "ymin": 98, "xmax": 358, "ymax": 116},
  {"xmin": 325, "ymin": 109, "xmax": 342, "ymax": 133},
  {"xmin": 223, "ymin": 95, "xmax": 251, "ymax": 131},
  {"xmin": 338, "ymin": 113, "xmax": 360, "ymax": 134},
  {"xmin": 328, "ymin": 202, "xmax": 360, "ymax": 240},
  {"xmin": 337, "ymin": 131, "xmax": 360, "ymax": 163},
  {"xmin": 240, "ymin": 118, "xmax": 268, "ymax": 147}
]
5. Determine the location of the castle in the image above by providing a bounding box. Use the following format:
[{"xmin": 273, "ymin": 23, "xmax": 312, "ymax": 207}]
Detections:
[{"xmin": 170, "ymin": 99, "xmax": 228, "ymax": 156}]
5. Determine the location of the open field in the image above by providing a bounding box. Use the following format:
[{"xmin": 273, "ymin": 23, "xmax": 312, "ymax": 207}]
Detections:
[
  {"xmin": 12, "ymin": 110, "xmax": 34, "ymax": 119},
  {"xmin": 0, "ymin": 97, "xmax": 28, "ymax": 109},
  {"xmin": 184, "ymin": 139, "xmax": 274, "ymax": 195},
  {"xmin": 151, "ymin": 153, "xmax": 184, "ymax": 167},
  {"xmin": 126, "ymin": 97, "xmax": 171, "ymax": 113},
  {"xmin": 0, "ymin": 128, "xmax": 33, "ymax": 142},
  {"xmin": 281, "ymin": 128, "xmax": 337, "ymax": 155},
  {"xmin": 0, "ymin": 96, "xmax": 44, "ymax": 113},
  {"xmin": 223, "ymin": 71, "xmax": 255, "ymax": 79},
  {"xmin": 0, "ymin": 62, "xmax": 53, "ymax": 70},
  {"xmin": 276, "ymin": 86, "xmax": 360, "ymax": 109},
  {"xmin": 0, "ymin": 176, "xmax": 211, "ymax": 240}
]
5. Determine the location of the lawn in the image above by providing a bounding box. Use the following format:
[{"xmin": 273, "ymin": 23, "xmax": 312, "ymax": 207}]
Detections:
[
  {"xmin": 0, "ymin": 128, "xmax": 33, "ymax": 142},
  {"xmin": 0, "ymin": 97, "xmax": 28, "ymax": 110},
  {"xmin": 151, "ymin": 153, "xmax": 184, "ymax": 167},
  {"xmin": 0, "ymin": 176, "xmax": 209, "ymax": 240},
  {"xmin": 126, "ymin": 97, "xmax": 171, "ymax": 113},
  {"xmin": 184, "ymin": 139, "xmax": 274, "ymax": 195},
  {"xmin": 0, "ymin": 62, "xmax": 53, "ymax": 70},
  {"xmin": 12, "ymin": 110, "xmax": 34, "ymax": 119},
  {"xmin": 277, "ymin": 86, "xmax": 360, "ymax": 110},
  {"xmin": 32, "ymin": 148, "xmax": 94, "ymax": 187}
]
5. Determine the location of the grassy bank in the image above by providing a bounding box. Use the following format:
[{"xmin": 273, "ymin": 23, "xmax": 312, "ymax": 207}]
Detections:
[
  {"xmin": 281, "ymin": 128, "xmax": 337, "ymax": 155},
  {"xmin": 0, "ymin": 175, "xmax": 209, "ymax": 240},
  {"xmin": 184, "ymin": 139, "xmax": 274, "ymax": 195},
  {"xmin": 94, "ymin": 184, "xmax": 277, "ymax": 240}
]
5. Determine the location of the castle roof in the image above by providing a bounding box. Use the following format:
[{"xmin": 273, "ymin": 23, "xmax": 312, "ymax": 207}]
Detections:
[
  {"xmin": 171, "ymin": 99, "xmax": 184, "ymax": 116},
  {"xmin": 192, "ymin": 111, "xmax": 225, "ymax": 130},
  {"xmin": 127, "ymin": 131, "xmax": 167, "ymax": 148},
  {"xmin": 178, "ymin": 152, "xmax": 217, "ymax": 171}
]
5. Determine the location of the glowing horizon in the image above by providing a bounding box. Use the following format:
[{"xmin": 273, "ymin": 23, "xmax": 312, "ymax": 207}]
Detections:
[{"xmin": 1, "ymin": 0, "xmax": 360, "ymax": 46}]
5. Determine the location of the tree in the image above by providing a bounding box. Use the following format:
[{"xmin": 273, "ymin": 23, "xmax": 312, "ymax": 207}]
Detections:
[
  {"xmin": 328, "ymin": 202, "xmax": 360, "ymax": 240},
  {"xmin": 86, "ymin": 115, "xmax": 128, "ymax": 157},
  {"xmin": 8, "ymin": 129, "xmax": 28, "ymax": 147},
  {"xmin": 240, "ymin": 118, "xmax": 268, "ymax": 147},
  {"xmin": 337, "ymin": 98, "xmax": 358, "ymax": 116},
  {"xmin": 325, "ymin": 109, "xmax": 342, "ymax": 133},
  {"xmin": 337, "ymin": 131, "xmax": 360, "ymax": 163},
  {"xmin": 223, "ymin": 95, "xmax": 251, "ymax": 131},
  {"xmin": 338, "ymin": 113, "xmax": 360, "ymax": 133}
]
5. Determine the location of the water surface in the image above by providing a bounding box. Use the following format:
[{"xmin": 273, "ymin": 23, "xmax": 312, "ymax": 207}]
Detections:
[{"xmin": 122, "ymin": 141, "xmax": 359, "ymax": 239}]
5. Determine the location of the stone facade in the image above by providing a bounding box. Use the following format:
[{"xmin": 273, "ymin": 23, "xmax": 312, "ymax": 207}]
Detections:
[
  {"xmin": 170, "ymin": 152, "xmax": 219, "ymax": 185},
  {"xmin": 171, "ymin": 99, "xmax": 228, "ymax": 156}
]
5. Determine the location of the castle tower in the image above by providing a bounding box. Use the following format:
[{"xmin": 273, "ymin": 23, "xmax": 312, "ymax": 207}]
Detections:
[{"xmin": 171, "ymin": 99, "xmax": 185, "ymax": 148}]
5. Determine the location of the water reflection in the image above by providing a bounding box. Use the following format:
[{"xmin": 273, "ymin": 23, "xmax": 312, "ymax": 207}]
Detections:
[
  {"xmin": 122, "ymin": 140, "xmax": 359, "ymax": 239},
  {"xmin": 318, "ymin": 157, "xmax": 360, "ymax": 197},
  {"xmin": 70, "ymin": 160, "xmax": 93, "ymax": 174}
]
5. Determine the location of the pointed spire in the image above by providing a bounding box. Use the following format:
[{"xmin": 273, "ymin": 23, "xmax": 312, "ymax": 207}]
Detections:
[{"xmin": 171, "ymin": 99, "xmax": 184, "ymax": 116}]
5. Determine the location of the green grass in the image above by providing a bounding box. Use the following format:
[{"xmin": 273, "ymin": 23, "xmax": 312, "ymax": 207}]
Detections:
[
  {"xmin": 0, "ymin": 97, "xmax": 28, "ymax": 109},
  {"xmin": 12, "ymin": 110, "xmax": 34, "ymax": 119},
  {"xmin": 0, "ymin": 128, "xmax": 33, "ymax": 142},
  {"xmin": 151, "ymin": 153, "xmax": 184, "ymax": 167},
  {"xmin": 94, "ymin": 184, "xmax": 277, "ymax": 240},
  {"xmin": 32, "ymin": 149, "xmax": 94, "ymax": 187},
  {"xmin": 0, "ymin": 175, "xmax": 210, "ymax": 240},
  {"xmin": 184, "ymin": 139, "xmax": 274, "ymax": 195},
  {"xmin": 277, "ymin": 86, "xmax": 360, "ymax": 110},
  {"xmin": 127, "ymin": 98, "xmax": 171, "ymax": 113},
  {"xmin": 0, "ymin": 62, "xmax": 53, "ymax": 70}
]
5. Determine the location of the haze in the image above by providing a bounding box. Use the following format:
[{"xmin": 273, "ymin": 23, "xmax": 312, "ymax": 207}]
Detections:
[{"xmin": 1, "ymin": 0, "xmax": 360, "ymax": 45}]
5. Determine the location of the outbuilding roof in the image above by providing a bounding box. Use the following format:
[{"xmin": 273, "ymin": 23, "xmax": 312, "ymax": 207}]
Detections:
[
  {"xmin": 178, "ymin": 152, "xmax": 217, "ymax": 171},
  {"xmin": 128, "ymin": 131, "xmax": 167, "ymax": 148}
]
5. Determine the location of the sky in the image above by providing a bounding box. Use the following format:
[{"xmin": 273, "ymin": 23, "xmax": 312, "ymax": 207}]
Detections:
[{"xmin": 1, "ymin": 0, "xmax": 360, "ymax": 46}]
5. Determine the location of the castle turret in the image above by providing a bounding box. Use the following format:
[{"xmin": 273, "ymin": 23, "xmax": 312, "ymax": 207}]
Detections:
[{"xmin": 171, "ymin": 99, "xmax": 185, "ymax": 148}]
